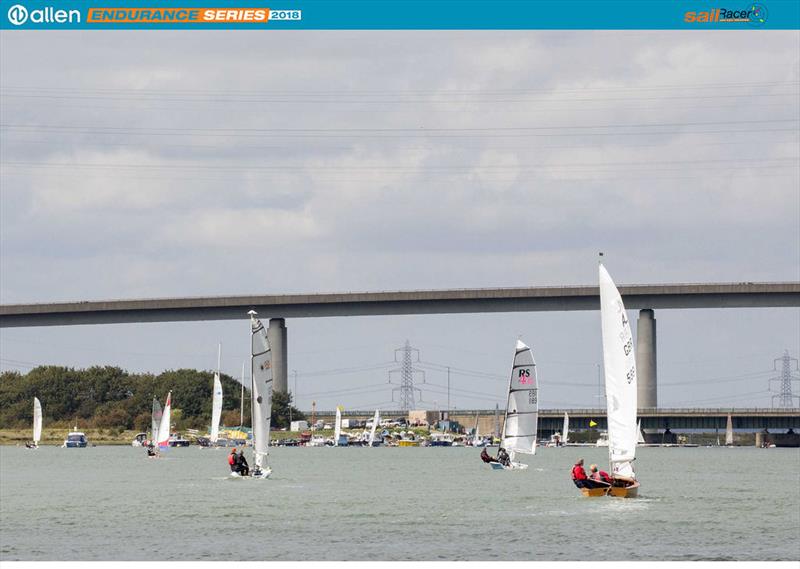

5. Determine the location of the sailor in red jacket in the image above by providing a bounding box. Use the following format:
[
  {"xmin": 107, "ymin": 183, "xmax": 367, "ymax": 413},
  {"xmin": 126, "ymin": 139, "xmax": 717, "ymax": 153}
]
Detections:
[
  {"xmin": 571, "ymin": 458, "xmax": 589, "ymax": 487},
  {"xmin": 228, "ymin": 448, "xmax": 237, "ymax": 471}
]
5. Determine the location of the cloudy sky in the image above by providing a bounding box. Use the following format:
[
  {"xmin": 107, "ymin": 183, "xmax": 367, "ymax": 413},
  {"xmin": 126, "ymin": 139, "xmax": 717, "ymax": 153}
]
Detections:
[{"xmin": 1, "ymin": 31, "xmax": 798, "ymax": 412}]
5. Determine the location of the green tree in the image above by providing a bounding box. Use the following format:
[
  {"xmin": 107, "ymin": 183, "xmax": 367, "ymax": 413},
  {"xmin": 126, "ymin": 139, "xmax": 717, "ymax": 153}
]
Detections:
[{"xmin": 271, "ymin": 391, "xmax": 305, "ymax": 430}]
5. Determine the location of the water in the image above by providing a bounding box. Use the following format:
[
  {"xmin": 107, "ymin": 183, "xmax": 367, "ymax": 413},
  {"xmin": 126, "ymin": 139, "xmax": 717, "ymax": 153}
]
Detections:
[{"xmin": 1, "ymin": 445, "xmax": 798, "ymax": 561}]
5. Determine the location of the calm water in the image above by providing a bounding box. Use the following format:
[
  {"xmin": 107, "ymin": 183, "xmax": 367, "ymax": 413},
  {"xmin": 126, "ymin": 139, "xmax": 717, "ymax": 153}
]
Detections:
[{"xmin": 1, "ymin": 445, "xmax": 798, "ymax": 561}]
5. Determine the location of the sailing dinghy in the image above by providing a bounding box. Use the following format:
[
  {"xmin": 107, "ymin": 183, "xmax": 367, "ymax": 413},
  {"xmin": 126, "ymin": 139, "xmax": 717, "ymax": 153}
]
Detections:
[
  {"xmin": 368, "ymin": 409, "xmax": 380, "ymax": 447},
  {"xmin": 562, "ymin": 412, "xmax": 570, "ymax": 446},
  {"xmin": 488, "ymin": 339, "xmax": 538, "ymax": 470},
  {"xmin": 231, "ymin": 311, "xmax": 273, "ymax": 478},
  {"xmin": 26, "ymin": 398, "xmax": 42, "ymax": 449},
  {"xmin": 580, "ymin": 261, "xmax": 640, "ymax": 497},
  {"xmin": 156, "ymin": 392, "xmax": 172, "ymax": 451},
  {"xmin": 210, "ymin": 347, "xmax": 223, "ymax": 446},
  {"xmin": 725, "ymin": 414, "xmax": 734, "ymax": 446}
]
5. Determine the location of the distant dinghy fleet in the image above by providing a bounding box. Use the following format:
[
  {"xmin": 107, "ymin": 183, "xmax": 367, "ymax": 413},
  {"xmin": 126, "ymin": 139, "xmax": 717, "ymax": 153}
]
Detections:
[{"xmin": 23, "ymin": 260, "xmax": 648, "ymax": 497}]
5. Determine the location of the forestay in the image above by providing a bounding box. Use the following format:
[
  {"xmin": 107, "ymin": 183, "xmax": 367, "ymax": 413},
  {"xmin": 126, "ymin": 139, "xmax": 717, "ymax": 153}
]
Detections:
[
  {"xmin": 599, "ymin": 264, "xmax": 637, "ymax": 480},
  {"xmin": 502, "ymin": 339, "xmax": 538, "ymax": 456},
  {"xmin": 250, "ymin": 312, "xmax": 273, "ymax": 472}
]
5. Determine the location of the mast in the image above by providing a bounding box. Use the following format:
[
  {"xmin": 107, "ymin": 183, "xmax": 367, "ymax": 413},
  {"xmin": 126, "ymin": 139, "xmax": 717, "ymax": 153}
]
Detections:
[{"xmin": 240, "ymin": 360, "xmax": 245, "ymax": 427}]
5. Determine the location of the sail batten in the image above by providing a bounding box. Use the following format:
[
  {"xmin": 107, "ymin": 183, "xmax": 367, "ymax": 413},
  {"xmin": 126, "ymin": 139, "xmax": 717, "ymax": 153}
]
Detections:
[
  {"xmin": 501, "ymin": 339, "xmax": 538, "ymax": 455},
  {"xmin": 599, "ymin": 264, "xmax": 638, "ymax": 480}
]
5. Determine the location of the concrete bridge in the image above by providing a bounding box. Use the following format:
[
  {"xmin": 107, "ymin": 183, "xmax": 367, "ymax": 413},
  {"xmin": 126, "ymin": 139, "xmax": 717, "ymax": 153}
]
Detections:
[
  {"xmin": 2, "ymin": 281, "xmax": 798, "ymax": 409},
  {"xmin": 312, "ymin": 407, "xmax": 800, "ymax": 445}
]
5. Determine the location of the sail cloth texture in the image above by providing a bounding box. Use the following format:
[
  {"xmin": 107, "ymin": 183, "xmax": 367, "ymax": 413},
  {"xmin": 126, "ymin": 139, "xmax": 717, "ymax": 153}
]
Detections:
[
  {"xmin": 562, "ymin": 412, "xmax": 569, "ymax": 444},
  {"xmin": 368, "ymin": 409, "xmax": 380, "ymax": 447},
  {"xmin": 33, "ymin": 398, "xmax": 42, "ymax": 443},
  {"xmin": 211, "ymin": 373, "xmax": 223, "ymax": 443},
  {"xmin": 157, "ymin": 392, "xmax": 172, "ymax": 447},
  {"xmin": 250, "ymin": 314, "xmax": 273, "ymax": 471},
  {"xmin": 502, "ymin": 340, "xmax": 538, "ymax": 455},
  {"xmin": 599, "ymin": 264, "xmax": 638, "ymax": 479}
]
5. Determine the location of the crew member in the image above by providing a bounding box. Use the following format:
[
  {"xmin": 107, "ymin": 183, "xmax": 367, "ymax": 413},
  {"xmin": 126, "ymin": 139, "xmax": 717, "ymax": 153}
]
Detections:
[
  {"xmin": 228, "ymin": 448, "xmax": 238, "ymax": 472},
  {"xmin": 589, "ymin": 464, "xmax": 612, "ymax": 485},
  {"xmin": 480, "ymin": 447, "xmax": 498, "ymax": 463},
  {"xmin": 571, "ymin": 458, "xmax": 596, "ymax": 488},
  {"xmin": 497, "ymin": 447, "xmax": 511, "ymax": 467}
]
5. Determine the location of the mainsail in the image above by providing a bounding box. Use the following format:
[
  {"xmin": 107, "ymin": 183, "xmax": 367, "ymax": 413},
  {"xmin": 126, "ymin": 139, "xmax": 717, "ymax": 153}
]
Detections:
[
  {"xmin": 334, "ymin": 407, "xmax": 342, "ymax": 446},
  {"xmin": 599, "ymin": 263, "xmax": 637, "ymax": 480},
  {"xmin": 151, "ymin": 398, "xmax": 162, "ymax": 444},
  {"xmin": 157, "ymin": 392, "xmax": 172, "ymax": 448},
  {"xmin": 211, "ymin": 372, "xmax": 223, "ymax": 443},
  {"xmin": 250, "ymin": 311, "xmax": 273, "ymax": 473},
  {"xmin": 562, "ymin": 412, "xmax": 570, "ymax": 445},
  {"xmin": 725, "ymin": 414, "xmax": 733, "ymax": 446},
  {"xmin": 501, "ymin": 339, "xmax": 538, "ymax": 456},
  {"xmin": 368, "ymin": 409, "xmax": 380, "ymax": 447},
  {"xmin": 33, "ymin": 397, "xmax": 42, "ymax": 444}
]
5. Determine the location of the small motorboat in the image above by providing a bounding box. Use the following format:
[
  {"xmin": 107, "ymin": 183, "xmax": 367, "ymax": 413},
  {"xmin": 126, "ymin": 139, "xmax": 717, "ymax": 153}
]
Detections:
[{"xmin": 63, "ymin": 428, "xmax": 88, "ymax": 448}]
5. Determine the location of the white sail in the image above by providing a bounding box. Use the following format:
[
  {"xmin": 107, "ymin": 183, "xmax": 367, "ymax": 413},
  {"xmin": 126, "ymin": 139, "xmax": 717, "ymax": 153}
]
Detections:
[
  {"xmin": 725, "ymin": 414, "xmax": 733, "ymax": 446},
  {"xmin": 334, "ymin": 407, "xmax": 342, "ymax": 446},
  {"xmin": 211, "ymin": 372, "xmax": 223, "ymax": 443},
  {"xmin": 473, "ymin": 413, "xmax": 480, "ymax": 445},
  {"xmin": 637, "ymin": 419, "xmax": 645, "ymax": 444},
  {"xmin": 157, "ymin": 392, "xmax": 172, "ymax": 447},
  {"xmin": 501, "ymin": 339, "xmax": 538, "ymax": 456},
  {"xmin": 151, "ymin": 398, "xmax": 162, "ymax": 443},
  {"xmin": 368, "ymin": 409, "xmax": 380, "ymax": 447},
  {"xmin": 33, "ymin": 397, "xmax": 42, "ymax": 444},
  {"xmin": 599, "ymin": 263, "xmax": 637, "ymax": 480},
  {"xmin": 250, "ymin": 312, "xmax": 273, "ymax": 472},
  {"xmin": 562, "ymin": 412, "xmax": 569, "ymax": 445}
]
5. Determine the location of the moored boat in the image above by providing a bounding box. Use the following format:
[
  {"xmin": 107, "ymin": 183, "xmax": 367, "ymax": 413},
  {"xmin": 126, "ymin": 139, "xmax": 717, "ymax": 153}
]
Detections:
[{"xmin": 63, "ymin": 427, "xmax": 88, "ymax": 448}]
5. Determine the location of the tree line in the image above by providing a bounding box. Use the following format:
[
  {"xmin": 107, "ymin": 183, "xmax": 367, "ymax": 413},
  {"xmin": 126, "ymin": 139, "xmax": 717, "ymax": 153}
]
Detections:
[{"xmin": 0, "ymin": 365, "xmax": 303, "ymax": 432}]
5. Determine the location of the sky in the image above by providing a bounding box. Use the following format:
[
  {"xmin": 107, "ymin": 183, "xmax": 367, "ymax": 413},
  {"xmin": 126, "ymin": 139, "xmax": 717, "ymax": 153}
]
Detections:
[{"xmin": 0, "ymin": 30, "xmax": 798, "ymax": 412}]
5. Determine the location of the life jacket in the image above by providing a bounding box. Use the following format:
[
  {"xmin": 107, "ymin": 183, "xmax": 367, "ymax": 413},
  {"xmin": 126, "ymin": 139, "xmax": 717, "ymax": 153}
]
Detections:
[
  {"xmin": 571, "ymin": 465, "xmax": 587, "ymax": 480},
  {"xmin": 598, "ymin": 470, "xmax": 612, "ymax": 484},
  {"xmin": 228, "ymin": 453, "xmax": 236, "ymax": 466}
]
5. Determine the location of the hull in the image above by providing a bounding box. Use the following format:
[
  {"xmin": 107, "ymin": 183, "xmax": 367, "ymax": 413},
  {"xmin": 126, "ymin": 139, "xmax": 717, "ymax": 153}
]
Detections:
[
  {"xmin": 230, "ymin": 467, "xmax": 272, "ymax": 479},
  {"xmin": 489, "ymin": 461, "xmax": 528, "ymax": 470},
  {"xmin": 397, "ymin": 440, "xmax": 419, "ymax": 447},
  {"xmin": 579, "ymin": 480, "xmax": 640, "ymax": 498}
]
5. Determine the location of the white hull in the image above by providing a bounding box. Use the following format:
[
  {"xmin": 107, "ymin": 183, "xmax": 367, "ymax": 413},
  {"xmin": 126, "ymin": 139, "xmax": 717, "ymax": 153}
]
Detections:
[
  {"xmin": 490, "ymin": 461, "xmax": 528, "ymax": 471},
  {"xmin": 230, "ymin": 467, "xmax": 272, "ymax": 479}
]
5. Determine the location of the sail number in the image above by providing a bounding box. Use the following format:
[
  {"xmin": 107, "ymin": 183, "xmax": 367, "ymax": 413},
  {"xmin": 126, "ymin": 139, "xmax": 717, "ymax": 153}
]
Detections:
[
  {"xmin": 626, "ymin": 367, "xmax": 636, "ymax": 384},
  {"xmin": 528, "ymin": 389, "xmax": 538, "ymax": 404},
  {"xmin": 623, "ymin": 338, "xmax": 633, "ymax": 356}
]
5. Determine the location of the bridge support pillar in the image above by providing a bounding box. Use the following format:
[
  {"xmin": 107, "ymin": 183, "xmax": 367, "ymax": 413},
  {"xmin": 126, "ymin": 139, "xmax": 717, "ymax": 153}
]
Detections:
[
  {"xmin": 636, "ymin": 309, "xmax": 657, "ymax": 408},
  {"xmin": 268, "ymin": 318, "xmax": 288, "ymax": 394}
]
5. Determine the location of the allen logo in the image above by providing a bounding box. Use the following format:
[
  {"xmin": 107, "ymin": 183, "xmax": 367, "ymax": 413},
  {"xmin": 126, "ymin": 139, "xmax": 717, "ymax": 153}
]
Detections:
[
  {"xmin": 7, "ymin": 4, "xmax": 28, "ymax": 25},
  {"xmin": 7, "ymin": 4, "xmax": 81, "ymax": 25}
]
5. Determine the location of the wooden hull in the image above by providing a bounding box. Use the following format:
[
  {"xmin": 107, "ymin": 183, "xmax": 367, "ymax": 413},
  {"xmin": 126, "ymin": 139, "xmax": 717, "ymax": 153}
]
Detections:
[{"xmin": 580, "ymin": 480, "xmax": 639, "ymax": 498}]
